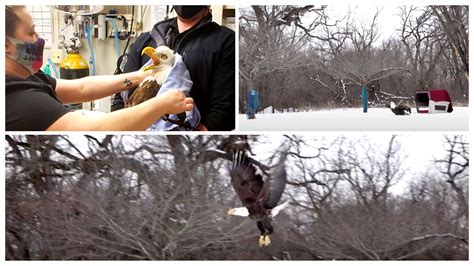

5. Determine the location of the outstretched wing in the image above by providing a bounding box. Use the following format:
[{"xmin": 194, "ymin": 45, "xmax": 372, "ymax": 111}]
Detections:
[
  {"xmin": 261, "ymin": 150, "xmax": 288, "ymax": 209},
  {"xmin": 230, "ymin": 150, "xmax": 264, "ymax": 208}
]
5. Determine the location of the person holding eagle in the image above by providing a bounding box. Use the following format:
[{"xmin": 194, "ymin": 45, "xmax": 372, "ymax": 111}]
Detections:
[
  {"xmin": 112, "ymin": 5, "xmax": 235, "ymax": 131},
  {"xmin": 5, "ymin": 6, "xmax": 193, "ymax": 131}
]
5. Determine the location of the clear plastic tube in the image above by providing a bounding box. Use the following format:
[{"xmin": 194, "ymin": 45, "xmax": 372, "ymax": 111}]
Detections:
[
  {"xmin": 105, "ymin": 17, "xmax": 121, "ymax": 58},
  {"xmin": 85, "ymin": 24, "xmax": 96, "ymax": 76},
  {"xmin": 47, "ymin": 58, "xmax": 59, "ymax": 78}
]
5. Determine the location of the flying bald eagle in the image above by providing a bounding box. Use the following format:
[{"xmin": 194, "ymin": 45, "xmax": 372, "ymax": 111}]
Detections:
[
  {"xmin": 227, "ymin": 150, "xmax": 290, "ymax": 247},
  {"xmin": 126, "ymin": 46, "xmax": 175, "ymax": 107}
]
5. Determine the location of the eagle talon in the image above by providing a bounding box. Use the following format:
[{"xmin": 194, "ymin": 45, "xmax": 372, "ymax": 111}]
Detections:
[
  {"xmin": 264, "ymin": 235, "xmax": 271, "ymax": 246},
  {"xmin": 258, "ymin": 235, "xmax": 271, "ymax": 247}
]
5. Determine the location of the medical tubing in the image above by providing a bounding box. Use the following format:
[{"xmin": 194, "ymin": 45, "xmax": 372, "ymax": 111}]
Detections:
[
  {"xmin": 47, "ymin": 58, "xmax": 59, "ymax": 78},
  {"xmin": 105, "ymin": 17, "xmax": 121, "ymax": 57},
  {"xmin": 86, "ymin": 24, "xmax": 96, "ymax": 76}
]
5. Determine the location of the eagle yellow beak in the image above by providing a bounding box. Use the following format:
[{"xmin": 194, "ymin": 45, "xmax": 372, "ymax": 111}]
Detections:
[
  {"xmin": 227, "ymin": 209, "xmax": 235, "ymax": 215},
  {"xmin": 141, "ymin": 47, "xmax": 160, "ymax": 71}
]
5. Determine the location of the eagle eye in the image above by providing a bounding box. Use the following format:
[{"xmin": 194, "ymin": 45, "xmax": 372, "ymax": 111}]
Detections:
[{"xmin": 161, "ymin": 55, "xmax": 168, "ymax": 60}]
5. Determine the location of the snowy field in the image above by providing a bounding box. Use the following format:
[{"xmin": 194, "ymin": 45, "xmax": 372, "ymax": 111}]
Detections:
[{"xmin": 239, "ymin": 107, "xmax": 469, "ymax": 131}]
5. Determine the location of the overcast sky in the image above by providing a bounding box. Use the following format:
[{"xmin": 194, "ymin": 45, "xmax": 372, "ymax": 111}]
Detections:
[
  {"xmin": 296, "ymin": 5, "xmax": 426, "ymax": 45},
  {"xmin": 328, "ymin": 5, "xmax": 403, "ymax": 41},
  {"xmin": 252, "ymin": 133, "xmax": 459, "ymax": 195}
]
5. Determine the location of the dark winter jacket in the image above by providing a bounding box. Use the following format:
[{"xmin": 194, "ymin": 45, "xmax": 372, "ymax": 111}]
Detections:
[{"xmin": 112, "ymin": 14, "xmax": 235, "ymax": 131}]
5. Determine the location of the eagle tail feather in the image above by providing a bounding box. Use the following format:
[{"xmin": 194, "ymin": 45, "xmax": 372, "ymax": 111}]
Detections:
[{"xmin": 271, "ymin": 200, "xmax": 290, "ymax": 218}]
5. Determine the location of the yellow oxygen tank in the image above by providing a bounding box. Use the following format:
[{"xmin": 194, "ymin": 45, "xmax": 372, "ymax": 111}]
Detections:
[
  {"xmin": 60, "ymin": 52, "xmax": 89, "ymax": 110},
  {"xmin": 60, "ymin": 52, "xmax": 89, "ymax": 79}
]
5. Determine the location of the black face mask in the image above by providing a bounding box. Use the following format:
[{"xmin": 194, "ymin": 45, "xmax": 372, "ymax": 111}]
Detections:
[{"xmin": 173, "ymin": 6, "xmax": 206, "ymax": 19}]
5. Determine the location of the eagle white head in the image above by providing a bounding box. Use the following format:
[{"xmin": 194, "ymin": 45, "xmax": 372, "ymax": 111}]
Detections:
[
  {"xmin": 390, "ymin": 101, "xmax": 396, "ymax": 110},
  {"xmin": 154, "ymin": 46, "xmax": 175, "ymax": 68},
  {"xmin": 141, "ymin": 46, "xmax": 175, "ymax": 84}
]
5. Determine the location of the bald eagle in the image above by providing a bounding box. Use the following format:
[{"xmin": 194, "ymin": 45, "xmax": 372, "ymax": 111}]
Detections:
[
  {"xmin": 126, "ymin": 46, "xmax": 175, "ymax": 107},
  {"xmin": 227, "ymin": 150, "xmax": 289, "ymax": 247},
  {"xmin": 390, "ymin": 101, "xmax": 411, "ymax": 115}
]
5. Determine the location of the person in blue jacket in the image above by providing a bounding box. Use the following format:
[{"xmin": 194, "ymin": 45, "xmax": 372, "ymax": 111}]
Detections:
[
  {"xmin": 361, "ymin": 85, "xmax": 368, "ymax": 113},
  {"xmin": 246, "ymin": 89, "xmax": 260, "ymax": 119}
]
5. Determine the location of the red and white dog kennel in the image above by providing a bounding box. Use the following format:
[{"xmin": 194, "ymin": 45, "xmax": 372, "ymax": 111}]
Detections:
[{"xmin": 415, "ymin": 89, "xmax": 453, "ymax": 113}]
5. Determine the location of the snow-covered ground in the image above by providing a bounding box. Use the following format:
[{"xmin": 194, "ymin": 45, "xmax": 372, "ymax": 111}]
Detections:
[{"xmin": 239, "ymin": 107, "xmax": 469, "ymax": 131}]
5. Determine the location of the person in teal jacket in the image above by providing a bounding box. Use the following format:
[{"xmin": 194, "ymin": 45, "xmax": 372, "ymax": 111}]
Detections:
[
  {"xmin": 246, "ymin": 89, "xmax": 260, "ymax": 119},
  {"xmin": 361, "ymin": 85, "xmax": 368, "ymax": 113}
]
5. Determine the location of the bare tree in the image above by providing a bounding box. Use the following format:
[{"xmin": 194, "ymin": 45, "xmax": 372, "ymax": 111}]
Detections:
[
  {"xmin": 239, "ymin": 5, "xmax": 468, "ymax": 111},
  {"xmin": 399, "ymin": 6, "xmax": 468, "ymax": 99},
  {"xmin": 282, "ymin": 135, "xmax": 468, "ymax": 260},
  {"xmin": 430, "ymin": 6, "xmax": 469, "ymax": 81},
  {"xmin": 6, "ymin": 135, "xmax": 468, "ymax": 260},
  {"xmin": 436, "ymin": 135, "xmax": 469, "ymax": 222},
  {"xmin": 240, "ymin": 5, "xmax": 344, "ymax": 110}
]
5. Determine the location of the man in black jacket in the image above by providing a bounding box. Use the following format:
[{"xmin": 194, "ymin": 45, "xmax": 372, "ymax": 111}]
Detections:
[{"xmin": 112, "ymin": 5, "xmax": 235, "ymax": 131}]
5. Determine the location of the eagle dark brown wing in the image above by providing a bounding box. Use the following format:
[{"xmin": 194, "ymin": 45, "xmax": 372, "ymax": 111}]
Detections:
[
  {"xmin": 230, "ymin": 151, "xmax": 264, "ymax": 208},
  {"xmin": 126, "ymin": 78, "xmax": 161, "ymax": 107},
  {"xmin": 258, "ymin": 150, "xmax": 288, "ymax": 209}
]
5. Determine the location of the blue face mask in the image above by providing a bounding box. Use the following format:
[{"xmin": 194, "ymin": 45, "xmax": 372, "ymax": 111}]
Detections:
[{"xmin": 7, "ymin": 36, "xmax": 45, "ymax": 74}]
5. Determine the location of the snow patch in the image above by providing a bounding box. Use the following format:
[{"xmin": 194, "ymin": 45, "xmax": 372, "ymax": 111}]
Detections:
[{"xmin": 240, "ymin": 107, "xmax": 468, "ymax": 131}]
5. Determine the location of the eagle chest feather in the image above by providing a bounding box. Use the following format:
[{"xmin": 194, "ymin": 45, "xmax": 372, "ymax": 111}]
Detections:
[{"xmin": 248, "ymin": 200, "xmax": 271, "ymax": 220}]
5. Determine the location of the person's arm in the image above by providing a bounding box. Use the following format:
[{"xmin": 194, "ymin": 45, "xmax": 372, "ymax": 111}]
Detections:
[
  {"xmin": 112, "ymin": 34, "xmax": 148, "ymax": 111},
  {"xmin": 55, "ymin": 70, "xmax": 152, "ymax": 104},
  {"xmin": 46, "ymin": 90, "xmax": 193, "ymax": 131}
]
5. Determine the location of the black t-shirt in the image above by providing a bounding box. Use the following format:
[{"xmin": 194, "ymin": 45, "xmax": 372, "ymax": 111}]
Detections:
[{"xmin": 6, "ymin": 71, "xmax": 70, "ymax": 131}]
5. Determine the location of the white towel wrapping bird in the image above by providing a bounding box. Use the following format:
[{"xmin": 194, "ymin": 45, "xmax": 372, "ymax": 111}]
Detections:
[
  {"xmin": 122, "ymin": 45, "xmax": 200, "ymax": 131},
  {"xmin": 147, "ymin": 53, "xmax": 201, "ymax": 131}
]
